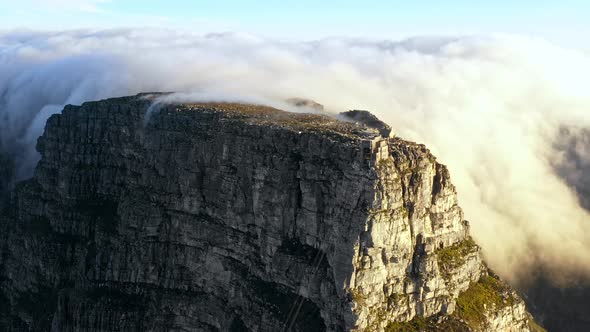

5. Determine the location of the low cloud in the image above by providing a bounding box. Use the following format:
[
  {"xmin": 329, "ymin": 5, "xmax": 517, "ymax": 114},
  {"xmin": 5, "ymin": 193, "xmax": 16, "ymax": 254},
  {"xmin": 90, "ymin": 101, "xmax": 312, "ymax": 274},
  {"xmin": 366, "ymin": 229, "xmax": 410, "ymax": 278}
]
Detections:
[{"xmin": 1, "ymin": 29, "xmax": 590, "ymax": 285}]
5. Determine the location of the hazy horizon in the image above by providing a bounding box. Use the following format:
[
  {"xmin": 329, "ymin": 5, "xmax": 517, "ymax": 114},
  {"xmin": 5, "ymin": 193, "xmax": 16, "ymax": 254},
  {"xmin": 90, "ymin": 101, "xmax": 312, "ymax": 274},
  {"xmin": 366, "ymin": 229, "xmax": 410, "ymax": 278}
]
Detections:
[{"xmin": 1, "ymin": 0, "xmax": 589, "ymax": 50}]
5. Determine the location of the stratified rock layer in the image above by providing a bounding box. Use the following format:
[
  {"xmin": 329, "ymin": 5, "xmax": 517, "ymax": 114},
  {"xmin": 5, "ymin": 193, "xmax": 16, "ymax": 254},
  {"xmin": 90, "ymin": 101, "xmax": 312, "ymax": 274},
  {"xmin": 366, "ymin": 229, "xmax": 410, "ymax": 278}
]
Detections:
[{"xmin": 0, "ymin": 94, "xmax": 538, "ymax": 331}]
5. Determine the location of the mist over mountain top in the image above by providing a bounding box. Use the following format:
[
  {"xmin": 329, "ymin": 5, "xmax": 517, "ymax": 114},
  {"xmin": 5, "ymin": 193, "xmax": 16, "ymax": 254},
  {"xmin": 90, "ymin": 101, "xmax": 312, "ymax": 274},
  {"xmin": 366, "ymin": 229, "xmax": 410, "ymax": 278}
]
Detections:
[{"xmin": 1, "ymin": 29, "xmax": 590, "ymax": 286}]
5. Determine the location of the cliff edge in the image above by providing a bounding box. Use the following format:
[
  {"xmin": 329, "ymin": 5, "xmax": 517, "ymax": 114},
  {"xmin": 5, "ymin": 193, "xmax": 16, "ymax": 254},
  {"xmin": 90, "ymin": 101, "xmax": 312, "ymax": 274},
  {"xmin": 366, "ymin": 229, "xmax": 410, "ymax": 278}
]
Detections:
[{"xmin": 0, "ymin": 94, "xmax": 542, "ymax": 331}]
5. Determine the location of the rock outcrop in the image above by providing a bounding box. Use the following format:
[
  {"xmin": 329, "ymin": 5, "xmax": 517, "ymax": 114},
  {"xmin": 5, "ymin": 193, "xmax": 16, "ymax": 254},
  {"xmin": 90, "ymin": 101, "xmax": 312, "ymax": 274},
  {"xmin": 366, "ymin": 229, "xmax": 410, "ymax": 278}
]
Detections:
[
  {"xmin": 339, "ymin": 110, "xmax": 392, "ymax": 138},
  {"xmin": 0, "ymin": 94, "xmax": 541, "ymax": 331}
]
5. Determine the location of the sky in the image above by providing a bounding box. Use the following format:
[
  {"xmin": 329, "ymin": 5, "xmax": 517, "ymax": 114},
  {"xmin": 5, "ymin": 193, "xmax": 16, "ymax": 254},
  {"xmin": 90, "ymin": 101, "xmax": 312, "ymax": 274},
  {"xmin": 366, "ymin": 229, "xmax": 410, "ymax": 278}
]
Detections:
[{"xmin": 1, "ymin": 0, "xmax": 589, "ymax": 48}]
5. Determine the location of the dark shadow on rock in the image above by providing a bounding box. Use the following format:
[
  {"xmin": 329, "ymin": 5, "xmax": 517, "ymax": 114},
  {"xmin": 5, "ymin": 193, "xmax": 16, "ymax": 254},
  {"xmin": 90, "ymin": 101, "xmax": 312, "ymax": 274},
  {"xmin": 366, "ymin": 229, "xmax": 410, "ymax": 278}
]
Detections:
[{"xmin": 0, "ymin": 95, "xmax": 376, "ymax": 331}]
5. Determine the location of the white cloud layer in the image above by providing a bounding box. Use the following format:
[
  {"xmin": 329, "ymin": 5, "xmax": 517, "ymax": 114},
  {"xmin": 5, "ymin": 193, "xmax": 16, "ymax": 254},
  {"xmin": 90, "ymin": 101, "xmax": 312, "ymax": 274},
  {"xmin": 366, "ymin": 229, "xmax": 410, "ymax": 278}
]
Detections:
[{"xmin": 1, "ymin": 29, "xmax": 590, "ymax": 285}]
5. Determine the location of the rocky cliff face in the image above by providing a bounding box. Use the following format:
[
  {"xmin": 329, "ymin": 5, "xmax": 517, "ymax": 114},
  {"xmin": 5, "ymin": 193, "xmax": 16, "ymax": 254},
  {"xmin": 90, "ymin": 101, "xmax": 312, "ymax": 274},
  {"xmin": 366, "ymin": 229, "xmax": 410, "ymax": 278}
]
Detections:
[{"xmin": 0, "ymin": 94, "xmax": 540, "ymax": 331}]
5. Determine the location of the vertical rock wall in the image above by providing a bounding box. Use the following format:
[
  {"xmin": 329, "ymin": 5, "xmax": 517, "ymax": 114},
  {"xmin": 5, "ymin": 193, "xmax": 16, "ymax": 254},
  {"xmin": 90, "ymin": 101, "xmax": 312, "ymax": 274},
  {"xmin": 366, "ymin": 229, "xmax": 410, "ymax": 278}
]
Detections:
[{"xmin": 0, "ymin": 95, "xmax": 538, "ymax": 331}]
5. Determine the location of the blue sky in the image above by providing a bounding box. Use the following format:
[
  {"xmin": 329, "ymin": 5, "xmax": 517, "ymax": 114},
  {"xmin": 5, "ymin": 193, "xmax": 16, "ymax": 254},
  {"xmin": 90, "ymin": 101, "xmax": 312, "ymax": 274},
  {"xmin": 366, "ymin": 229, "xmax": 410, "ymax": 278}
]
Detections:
[{"xmin": 1, "ymin": 0, "xmax": 588, "ymax": 47}]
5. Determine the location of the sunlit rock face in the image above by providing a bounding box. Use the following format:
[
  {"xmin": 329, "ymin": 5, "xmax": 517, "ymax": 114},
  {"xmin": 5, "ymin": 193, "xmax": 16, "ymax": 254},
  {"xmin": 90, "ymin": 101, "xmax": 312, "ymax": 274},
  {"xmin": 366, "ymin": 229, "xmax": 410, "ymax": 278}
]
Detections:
[{"xmin": 0, "ymin": 94, "xmax": 537, "ymax": 331}]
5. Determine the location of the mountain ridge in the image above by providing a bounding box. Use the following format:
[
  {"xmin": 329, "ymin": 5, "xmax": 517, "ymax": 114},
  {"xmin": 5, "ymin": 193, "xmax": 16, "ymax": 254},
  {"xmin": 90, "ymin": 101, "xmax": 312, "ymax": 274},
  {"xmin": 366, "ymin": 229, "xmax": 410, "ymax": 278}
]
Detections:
[{"xmin": 0, "ymin": 94, "xmax": 541, "ymax": 331}]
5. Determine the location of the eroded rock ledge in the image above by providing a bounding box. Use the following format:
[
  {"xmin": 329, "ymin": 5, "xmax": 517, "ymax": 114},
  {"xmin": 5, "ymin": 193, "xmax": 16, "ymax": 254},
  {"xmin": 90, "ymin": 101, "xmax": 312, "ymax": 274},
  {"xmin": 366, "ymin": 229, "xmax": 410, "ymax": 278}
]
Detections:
[{"xmin": 0, "ymin": 94, "xmax": 541, "ymax": 331}]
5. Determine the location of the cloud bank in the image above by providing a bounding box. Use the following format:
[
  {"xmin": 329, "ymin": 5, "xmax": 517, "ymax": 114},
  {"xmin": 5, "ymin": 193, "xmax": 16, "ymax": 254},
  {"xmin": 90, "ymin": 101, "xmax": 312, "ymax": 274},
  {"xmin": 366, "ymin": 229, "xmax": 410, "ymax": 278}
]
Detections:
[{"xmin": 2, "ymin": 29, "xmax": 590, "ymax": 285}]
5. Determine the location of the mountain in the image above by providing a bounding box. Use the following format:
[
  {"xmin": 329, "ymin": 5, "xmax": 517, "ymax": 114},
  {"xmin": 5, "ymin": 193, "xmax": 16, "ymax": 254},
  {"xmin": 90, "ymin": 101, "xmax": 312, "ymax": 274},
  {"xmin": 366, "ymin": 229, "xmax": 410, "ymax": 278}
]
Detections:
[{"xmin": 0, "ymin": 94, "xmax": 542, "ymax": 331}]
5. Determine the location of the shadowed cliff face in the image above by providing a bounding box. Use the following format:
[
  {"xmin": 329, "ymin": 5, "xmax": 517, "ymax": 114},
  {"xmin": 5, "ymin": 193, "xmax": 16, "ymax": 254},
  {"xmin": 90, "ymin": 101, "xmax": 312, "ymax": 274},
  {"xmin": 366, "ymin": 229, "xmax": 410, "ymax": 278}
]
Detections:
[{"xmin": 0, "ymin": 94, "xmax": 537, "ymax": 331}]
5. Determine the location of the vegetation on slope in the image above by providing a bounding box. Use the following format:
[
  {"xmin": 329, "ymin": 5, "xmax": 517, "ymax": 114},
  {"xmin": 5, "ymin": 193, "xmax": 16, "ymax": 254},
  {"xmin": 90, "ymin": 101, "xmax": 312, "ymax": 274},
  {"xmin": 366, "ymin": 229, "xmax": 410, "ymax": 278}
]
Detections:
[
  {"xmin": 384, "ymin": 274, "xmax": 523, "ymax": 332},
  {"xmin": 436, "ymin": 237, "xmax": 478, "ymax": 280},
  {"xmin": 385, "ymin": 315, "xmax": 470, "ymax": 332},
  {"xmin": 527, "ymin": 314, "xmax": 548, "ymax": 332},
  {"xmin": 454, "ymin": 274, "xmax": 517, "ymax": 328}
]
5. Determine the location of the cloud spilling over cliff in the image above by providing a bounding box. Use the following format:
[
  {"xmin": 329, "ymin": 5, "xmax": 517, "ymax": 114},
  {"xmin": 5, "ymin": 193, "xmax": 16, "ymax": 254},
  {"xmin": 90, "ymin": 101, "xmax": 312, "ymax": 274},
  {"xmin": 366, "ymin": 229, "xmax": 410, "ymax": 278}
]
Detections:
[{"xmin": 2, "ymin": 29, "xmax": 590, "ymax": 285}]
